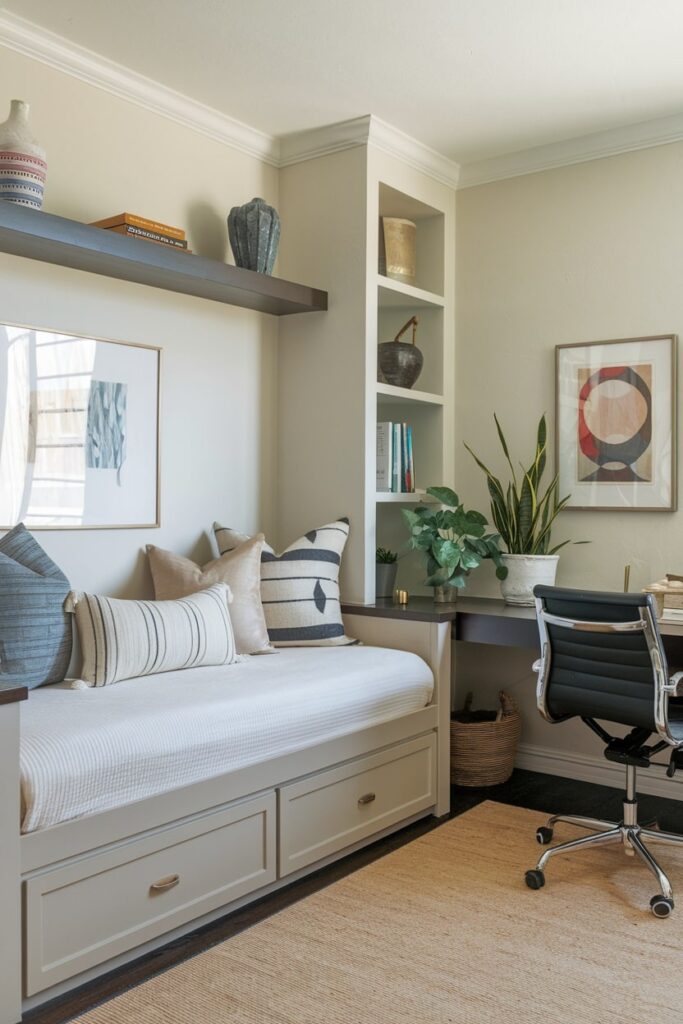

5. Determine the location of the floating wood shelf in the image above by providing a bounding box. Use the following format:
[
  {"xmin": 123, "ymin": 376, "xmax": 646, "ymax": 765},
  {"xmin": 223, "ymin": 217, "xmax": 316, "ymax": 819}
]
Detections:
[{"xmin": 0, "ymin": 202, "xmax": 328, "ymax": 316}]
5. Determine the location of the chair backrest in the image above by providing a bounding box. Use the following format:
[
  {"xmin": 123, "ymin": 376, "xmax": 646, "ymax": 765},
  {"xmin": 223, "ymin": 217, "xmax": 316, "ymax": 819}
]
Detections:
[{"xmin": 534, "ymin": 585, "xmax": 666, "ymax": 731}]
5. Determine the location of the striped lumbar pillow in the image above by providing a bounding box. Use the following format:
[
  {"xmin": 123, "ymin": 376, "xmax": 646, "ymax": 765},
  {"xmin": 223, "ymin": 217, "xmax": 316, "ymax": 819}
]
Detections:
[
  {"xmin": 0, "ymin": 523, "xmax": 72, "ymax": 688},
  {"xmin": 67, "ymin": 583, "xmax": 239, "ymax": 686},
  {"xmin": 213, "ymin": 519, "xmax": 356, "ymax": 647}
]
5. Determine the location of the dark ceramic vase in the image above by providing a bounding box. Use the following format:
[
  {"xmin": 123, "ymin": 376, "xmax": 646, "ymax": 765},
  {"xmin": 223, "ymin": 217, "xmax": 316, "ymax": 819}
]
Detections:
[
  {"xmin": 228, "ymin": 197, "xmax": 280, "ymax": 275},
  {"xmin": 377, "ymin": 340, "xmax": 424, "ymax": 389}
]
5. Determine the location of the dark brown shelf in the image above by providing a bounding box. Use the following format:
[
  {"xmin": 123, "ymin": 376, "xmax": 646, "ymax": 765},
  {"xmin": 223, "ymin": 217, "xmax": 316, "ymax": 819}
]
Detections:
[
  {"xmin": 0, "ymin": 202, "xmax": 328, "ymax": 316},
  {"xmin": 0, "ymin": 680, "xmax": 28, "ymax": 705}
]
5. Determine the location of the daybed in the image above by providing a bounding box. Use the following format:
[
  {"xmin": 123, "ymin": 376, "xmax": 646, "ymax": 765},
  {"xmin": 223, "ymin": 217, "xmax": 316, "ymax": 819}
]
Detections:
[{"xmin": 0, "ymin": 615, "xmax": 451, "ymax": 1023}]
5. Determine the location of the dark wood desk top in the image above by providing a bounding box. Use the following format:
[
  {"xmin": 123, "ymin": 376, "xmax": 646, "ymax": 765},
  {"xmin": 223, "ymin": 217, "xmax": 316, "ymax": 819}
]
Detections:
[
  {"xmin": 0, "ymin": 681, "xmax": 28, "ymax": 705},
  {"xmin": 341, "ymin": 595, "xmax": 683, "ymax": 657}
]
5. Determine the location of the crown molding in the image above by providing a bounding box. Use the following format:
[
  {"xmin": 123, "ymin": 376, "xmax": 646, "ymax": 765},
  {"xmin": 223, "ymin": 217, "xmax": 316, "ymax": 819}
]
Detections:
[
  {"xmin": 279, "ymin": 115, "xmax": 461, "ymax": 189},
  {"xmin": 5, "ymin": 7, "xmax": 680, "ymax": 191},
  {"xmin": 459, "ymin": 111, "xmax": 683, "ymax": 188},
  {"xmin": 0, "ymin": 8, "xmax": 279, "ymax": 166}
]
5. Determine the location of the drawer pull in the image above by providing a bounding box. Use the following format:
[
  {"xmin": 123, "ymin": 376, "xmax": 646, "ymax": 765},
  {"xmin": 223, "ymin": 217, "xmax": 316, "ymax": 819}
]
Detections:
[
  {"xmin": 149, "ymin": 873, "xmax": 180, "ymax": 894},
  {"xmin": 358, "ymin": 792, "xmax": 376, "ymax": 806}
]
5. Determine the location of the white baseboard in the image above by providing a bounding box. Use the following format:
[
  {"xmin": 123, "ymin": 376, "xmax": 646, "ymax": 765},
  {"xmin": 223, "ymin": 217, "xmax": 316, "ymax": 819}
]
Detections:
[{"xmin": 515, "ymin": 742, "xmax": 683, "ymax": 802}]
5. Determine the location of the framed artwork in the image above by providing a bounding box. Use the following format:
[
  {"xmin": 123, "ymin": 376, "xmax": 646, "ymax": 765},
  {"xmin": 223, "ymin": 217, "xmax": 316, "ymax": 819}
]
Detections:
[
  {"xmin": 0, "ymin": 323, "xmax": 161, "ymax": 529},
  {"xmin": 556, "ymin": 335, "xmax": 676, "ymax": 512}
]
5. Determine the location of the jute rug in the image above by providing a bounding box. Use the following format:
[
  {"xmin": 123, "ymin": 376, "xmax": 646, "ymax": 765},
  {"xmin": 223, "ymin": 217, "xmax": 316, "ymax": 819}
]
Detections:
[{"xmin": 74, "ymin": 801, "xmax": 683, "ymax": 1024}]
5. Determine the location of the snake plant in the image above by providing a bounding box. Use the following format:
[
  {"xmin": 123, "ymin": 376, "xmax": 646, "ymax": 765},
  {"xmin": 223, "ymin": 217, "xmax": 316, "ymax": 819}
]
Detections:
[{"xmin": 465, "ymin": 414, "xmax": 575, "ymax": 556}]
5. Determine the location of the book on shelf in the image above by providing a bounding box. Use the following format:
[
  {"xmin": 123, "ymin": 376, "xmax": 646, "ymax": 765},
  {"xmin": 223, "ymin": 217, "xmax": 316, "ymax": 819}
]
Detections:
[
  {"xmin": 91, "ymin": 212, "xmax": 186, "ymax": 241},
  {"xmin": 106, "ymin": 224, "xmax": 190, "ymax": 250},
  {"xmin": 376, "ymin": 421, "xmax": 392, "ymax": 491},
  {"xmin": 376, "ymin": 420, "xmax": 415, "ymax": 494}
]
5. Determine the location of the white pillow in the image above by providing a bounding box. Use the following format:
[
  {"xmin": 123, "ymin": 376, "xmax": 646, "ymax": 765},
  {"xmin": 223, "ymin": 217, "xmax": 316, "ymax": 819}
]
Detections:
[
  {"xmin": 67, "ymin": 583, "xmax": 239, "ymax": 686},
  {"xmin": 213, "ymin": 518, "xmax": 356, "ymax": 647}
]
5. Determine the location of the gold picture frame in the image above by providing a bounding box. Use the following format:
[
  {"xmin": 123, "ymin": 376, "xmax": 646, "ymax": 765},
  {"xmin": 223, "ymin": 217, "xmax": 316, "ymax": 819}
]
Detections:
[
  {"xmin": 0, "ymin": 322, "xmax": 161, "ymax": 529},
  {"xmin": 555, "ymin": 334, "xmax": 676, "ymax": 512}
]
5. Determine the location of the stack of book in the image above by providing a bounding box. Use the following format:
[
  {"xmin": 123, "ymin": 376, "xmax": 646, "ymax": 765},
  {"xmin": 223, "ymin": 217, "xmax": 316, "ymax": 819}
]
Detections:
[
  {"xmin": 376, "ymin": 421, "xmax": 415, "ymax": 493},
  {"xmin": 90, "ymin": 213, "xmax": 191, "ymax": 252}
]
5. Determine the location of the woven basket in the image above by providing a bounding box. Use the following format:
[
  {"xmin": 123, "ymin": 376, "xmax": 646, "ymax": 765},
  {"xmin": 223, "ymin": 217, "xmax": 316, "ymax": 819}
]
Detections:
[{"xmin": 450, "ymin": 691, "xmax": 521, "ymax": 787}]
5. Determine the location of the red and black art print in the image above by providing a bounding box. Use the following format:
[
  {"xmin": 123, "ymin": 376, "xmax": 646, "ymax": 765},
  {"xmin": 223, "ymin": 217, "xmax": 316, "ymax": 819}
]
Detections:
[{"xmin": 556, "ymin": 336, "xmax": 676, "ymax": 511}]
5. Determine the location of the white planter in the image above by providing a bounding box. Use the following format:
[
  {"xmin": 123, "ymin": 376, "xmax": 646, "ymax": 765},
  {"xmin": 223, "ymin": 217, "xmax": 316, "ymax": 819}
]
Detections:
[{"xmin": 500, "ymin": 553, "xmax": 559, "ymax": 606}]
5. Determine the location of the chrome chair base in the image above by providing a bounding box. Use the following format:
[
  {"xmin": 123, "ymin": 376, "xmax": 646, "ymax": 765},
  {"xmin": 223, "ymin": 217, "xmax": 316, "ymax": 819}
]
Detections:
[{"xmin": 525, "ymin": 767, "xmax": 682, "ymax": 917}]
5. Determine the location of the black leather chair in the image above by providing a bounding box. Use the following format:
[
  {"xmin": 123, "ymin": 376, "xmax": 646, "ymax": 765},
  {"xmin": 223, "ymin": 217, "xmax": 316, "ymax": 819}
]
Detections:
[{"xmin": 526, "ymin": 585, "xmax": 683, "ymax": 917}]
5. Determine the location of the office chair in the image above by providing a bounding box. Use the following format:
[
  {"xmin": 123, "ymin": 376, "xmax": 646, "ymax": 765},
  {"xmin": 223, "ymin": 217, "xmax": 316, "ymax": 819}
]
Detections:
[{"xmin": 525, "ymin": 585, "xmax": 683, "ymax": 917}]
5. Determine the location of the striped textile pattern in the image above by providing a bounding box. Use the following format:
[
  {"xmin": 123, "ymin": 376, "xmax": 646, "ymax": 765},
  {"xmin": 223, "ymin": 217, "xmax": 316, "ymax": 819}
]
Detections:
[
  {"xmin": 0, "ymin": 151, "xmax": 47, "ymax": 208},
  {"xmin": 69, "ymin": 583, "xmax": 239, "ymax": 687},
  {"xmin": 214, "ymin": 518, "xmax": 356, "ymax": 647},
  {"xmin": 0, "ymin": 523, "xmax": 72, "ymax": 689}
]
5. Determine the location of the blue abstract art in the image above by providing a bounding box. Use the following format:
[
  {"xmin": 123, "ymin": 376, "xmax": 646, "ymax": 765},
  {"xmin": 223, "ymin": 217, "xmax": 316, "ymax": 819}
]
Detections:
[{"xmin": 85, "ymin": 380, "xmax": 127, "ymax": 478}]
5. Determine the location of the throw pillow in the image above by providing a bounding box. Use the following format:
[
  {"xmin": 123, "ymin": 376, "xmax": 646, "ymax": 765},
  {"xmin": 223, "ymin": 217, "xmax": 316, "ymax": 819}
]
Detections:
[
  {"xmin": 0, "ymin": 523, "xmax": 72, "ymax": 688},
  {"xmin": 213, "ymin": 518, "xmax": 356, "ymax": 647},
  {"xmin": 67, "ymin": 582, "xmax": 239, "ymax": 686},
  {"xmin": 146, "ymin": 534, "xmax": 272, "ymax": 655}
]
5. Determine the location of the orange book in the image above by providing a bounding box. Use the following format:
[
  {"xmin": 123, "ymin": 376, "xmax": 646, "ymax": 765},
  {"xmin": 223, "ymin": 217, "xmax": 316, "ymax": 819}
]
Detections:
[{"xmin": 91, "ymin": 212, "xmax": 186, "ymax": 241}]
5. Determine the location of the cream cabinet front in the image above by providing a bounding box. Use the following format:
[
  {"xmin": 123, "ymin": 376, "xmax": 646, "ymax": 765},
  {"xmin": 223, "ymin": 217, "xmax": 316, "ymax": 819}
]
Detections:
[
  {"xmin": 24, "ymin": 792, "xmax": 276, "ymax": 995},
  {"xmin": 278, "ymin": 734, "xmax": 437, "ymax": 875}
]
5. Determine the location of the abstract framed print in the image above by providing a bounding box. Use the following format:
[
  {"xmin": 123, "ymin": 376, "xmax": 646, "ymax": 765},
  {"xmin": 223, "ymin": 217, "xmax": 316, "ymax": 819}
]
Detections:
[
  {"xmin": 0, "ymin": 323, "xmax": 161, "ymax": 529},
  {"xmin": 556, "ymin": 335, "xmax": 676, "ymax": 511}
]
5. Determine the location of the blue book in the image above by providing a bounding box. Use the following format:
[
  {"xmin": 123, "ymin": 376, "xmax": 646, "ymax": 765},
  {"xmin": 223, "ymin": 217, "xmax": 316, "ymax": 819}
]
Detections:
[{"xmin": 406, "ymin": 425, "xmax": 414, "ymax": 492}]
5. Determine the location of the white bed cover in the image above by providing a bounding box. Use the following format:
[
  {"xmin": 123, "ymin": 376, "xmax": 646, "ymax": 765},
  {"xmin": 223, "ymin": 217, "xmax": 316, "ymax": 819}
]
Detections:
[{"xmin": 20, "ymin": 645, "xmax": 433, "ymax": 833}]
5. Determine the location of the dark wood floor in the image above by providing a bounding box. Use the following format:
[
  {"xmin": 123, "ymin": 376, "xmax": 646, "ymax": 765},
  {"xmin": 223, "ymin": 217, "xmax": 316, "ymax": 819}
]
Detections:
[{"xmin": 26, "ymin": 769, "xmax": 683, "ymax": 1024}]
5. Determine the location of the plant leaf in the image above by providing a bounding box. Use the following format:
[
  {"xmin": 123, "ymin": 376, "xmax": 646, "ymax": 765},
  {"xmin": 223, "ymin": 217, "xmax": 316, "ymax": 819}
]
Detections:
[{"xmin": 426, "ymin": 486, "xmax": 459, "ymax": 508}]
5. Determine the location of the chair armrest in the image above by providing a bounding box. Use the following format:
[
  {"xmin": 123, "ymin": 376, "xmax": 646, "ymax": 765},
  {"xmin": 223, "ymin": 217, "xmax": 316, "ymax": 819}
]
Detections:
[{"xmin": 665, "ymin": 671, "xmax": 683, "ymax": 696}]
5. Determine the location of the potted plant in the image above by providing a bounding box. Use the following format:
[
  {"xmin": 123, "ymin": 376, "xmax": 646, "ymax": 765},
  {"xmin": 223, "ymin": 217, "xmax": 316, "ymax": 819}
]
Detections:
[
  {"xmin": 402, "ymin": 486, "xmax": 507, "ymax": 602},
  {"xmin": 465, "ymin": 414, "xmax": 579, "ymax": 606},
  {"xmin": 375, "ymin": 547, "xmax": 399, "ymax": 599}
]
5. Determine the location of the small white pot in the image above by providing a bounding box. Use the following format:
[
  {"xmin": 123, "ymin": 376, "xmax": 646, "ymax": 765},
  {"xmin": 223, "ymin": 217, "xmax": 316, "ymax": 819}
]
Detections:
[{"xmin": 500, "ymin": 553, "xmax": 559, "ymax": 606}]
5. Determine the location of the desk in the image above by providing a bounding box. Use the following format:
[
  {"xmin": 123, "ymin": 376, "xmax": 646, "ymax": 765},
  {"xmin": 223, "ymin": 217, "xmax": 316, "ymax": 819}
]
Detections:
[{"xmin": 341, "ymin": 595, "xmax": 683, "ymax": 665}]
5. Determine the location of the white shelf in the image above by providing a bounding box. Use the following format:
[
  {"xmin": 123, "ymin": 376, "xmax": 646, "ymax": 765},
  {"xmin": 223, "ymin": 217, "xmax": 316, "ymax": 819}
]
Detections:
[
  {"xmin": 375, "ymin": 490, "xmax": 436, "ymax": 503},
  {"xmin": 377, "ymin": 275, "xmax": 445, "ymax": 310},
  {"xmin": 376, "ymin": 382, "xmax": 444, "ymax": 407}
]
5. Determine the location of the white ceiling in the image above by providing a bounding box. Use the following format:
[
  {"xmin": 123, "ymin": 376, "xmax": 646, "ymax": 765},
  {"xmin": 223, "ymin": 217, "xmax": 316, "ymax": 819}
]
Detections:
[{"xmin": 4, "ymin": 0, "xmax": 683, "ymax": 165}]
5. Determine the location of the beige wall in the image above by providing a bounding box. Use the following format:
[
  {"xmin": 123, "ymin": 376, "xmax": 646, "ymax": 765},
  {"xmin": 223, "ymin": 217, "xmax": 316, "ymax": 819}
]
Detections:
[
  {"xmin": 455, "ymin": 143, "xmax": 683, "ymax": 776},
  {"xmin": 0, "ymin": 47, "xmax": 279, "ymax": 598}
]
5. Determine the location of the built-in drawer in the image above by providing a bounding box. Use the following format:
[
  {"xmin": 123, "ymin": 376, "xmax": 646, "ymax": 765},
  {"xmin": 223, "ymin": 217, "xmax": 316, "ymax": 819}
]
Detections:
[
  {"xmin": 24, "ymin": 791, "xmax": 276, "ymax": 995},
  {"xmin": 279, "ymin": 734, "xmax": 436, "ymax": 876}
]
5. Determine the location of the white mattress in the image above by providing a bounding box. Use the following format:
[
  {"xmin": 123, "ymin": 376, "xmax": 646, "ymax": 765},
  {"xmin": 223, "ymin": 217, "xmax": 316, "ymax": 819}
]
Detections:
[{"xmin": 20, "ymin": 646, "xmax": 433, "ymax": 834}]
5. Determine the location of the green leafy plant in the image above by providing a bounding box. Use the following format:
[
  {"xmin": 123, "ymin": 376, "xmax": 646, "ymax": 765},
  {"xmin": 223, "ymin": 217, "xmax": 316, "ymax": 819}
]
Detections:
[
  {"xmin": 465, "ymin": 414, "xmax": 577, "ymax": 555},
  {"xmin": 402, "ymin": 486, "xmax": 508, "ymax": 591},
  {"xmin": 376, "ymin": 547, "xmax": 398, "ymax": 564}
]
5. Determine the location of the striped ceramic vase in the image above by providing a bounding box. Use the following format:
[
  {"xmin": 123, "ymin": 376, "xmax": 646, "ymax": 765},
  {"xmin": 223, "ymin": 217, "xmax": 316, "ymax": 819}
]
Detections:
[{"xmin": 0, "ymin": 100, "xmax": 47, "ymax": 210}]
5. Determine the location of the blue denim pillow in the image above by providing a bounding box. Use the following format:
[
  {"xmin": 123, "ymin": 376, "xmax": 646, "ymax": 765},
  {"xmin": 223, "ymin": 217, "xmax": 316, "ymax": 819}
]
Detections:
[{"xmin": 0, "ymin": 524, "xmax": 72, "ymax": 688}]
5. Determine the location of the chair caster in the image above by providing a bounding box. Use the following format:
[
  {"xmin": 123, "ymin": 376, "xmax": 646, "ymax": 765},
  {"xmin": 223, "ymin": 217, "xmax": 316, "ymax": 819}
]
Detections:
[
  {"xmin": 525, "ymin": 869, "xmax": 545, "ymax": 890},
  {"xmin": 536, "ymin": 827, "xmax": 553, "ymax": 845},
  {"xmin": 650, "ymin": 895, "xmax": 674, "ymax": 918}
]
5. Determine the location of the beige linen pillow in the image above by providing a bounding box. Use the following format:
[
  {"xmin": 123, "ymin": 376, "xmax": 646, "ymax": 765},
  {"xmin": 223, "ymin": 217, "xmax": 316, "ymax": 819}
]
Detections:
[
  {"xmin": 147, "ymin": 534, "xmax": 273, "ymax": 655},
  {"xmin": 67, "ymin": 583, "xmax": 239, "ymax": 687}
]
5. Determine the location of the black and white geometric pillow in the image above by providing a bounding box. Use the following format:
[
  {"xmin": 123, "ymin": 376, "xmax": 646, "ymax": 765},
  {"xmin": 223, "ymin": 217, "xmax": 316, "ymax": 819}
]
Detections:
[{"xmin": 213, "ymin": 518, "xmax": 357, "ymax": 647}]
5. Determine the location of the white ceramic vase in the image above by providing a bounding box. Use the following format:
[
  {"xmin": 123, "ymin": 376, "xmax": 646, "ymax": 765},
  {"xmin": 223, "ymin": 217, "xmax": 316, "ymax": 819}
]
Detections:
[
  {"xmin": 500, "ymin": 553, "xmax": 559, "ymax": 606},
  {"xmin": 0, "ymin": 100, "xmax": 47, "ymax": 209}
]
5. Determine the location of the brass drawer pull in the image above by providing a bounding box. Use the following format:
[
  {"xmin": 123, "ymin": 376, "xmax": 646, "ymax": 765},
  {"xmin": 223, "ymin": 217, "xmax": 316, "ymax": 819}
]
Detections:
[
  {"xmin": 150, "ymin": 873, "xmax": 180, "ymax": 894},
  {"xmin": 358, "ymin": 792, "xmax": 376, "ymax": 806}
]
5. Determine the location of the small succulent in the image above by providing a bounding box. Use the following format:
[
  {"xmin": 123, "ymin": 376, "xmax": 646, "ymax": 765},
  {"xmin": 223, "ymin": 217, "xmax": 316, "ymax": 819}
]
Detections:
[{"xmin": 376, "ymin": 546, "xmax": 399, "ymax": 564}]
